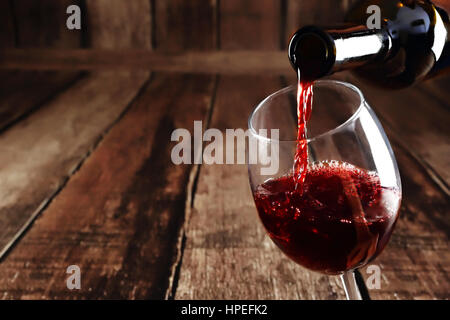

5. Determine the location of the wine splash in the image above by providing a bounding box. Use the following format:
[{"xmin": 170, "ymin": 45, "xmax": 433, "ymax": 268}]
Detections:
[{"xmin": 253, "ymin": 161, "xmax": 400, "ymax": 274}]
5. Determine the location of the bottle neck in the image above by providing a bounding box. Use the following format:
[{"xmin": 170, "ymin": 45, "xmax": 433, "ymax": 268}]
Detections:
[
  {"xmin": 288, "ymin": 25, "xmax": 392, "ymax": 81},
  {"xmin": 328, "ymin": 25, "xmax": 392, "ymax": 72}
]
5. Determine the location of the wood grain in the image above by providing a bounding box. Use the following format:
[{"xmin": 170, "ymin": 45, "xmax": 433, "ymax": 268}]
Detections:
[
  {"xmin": 286, "ymin": 0, "xmax": 347, "ymax": 29},
  {"xmin": 0, "ymin": 49, "xmax": 290, "ymax": 75},
  {"xmin": 152, "ymin": 0, "xmax": 219, "ymax": 298},
  {"xmin": 175, "ymin": 71, "xmax": 449, "ymax": 299},
  {"xmin": 286, "ymin": 0, "xmax": 358, "ymax": 46},
  {"xmin": 359, "ymin": 139, "xmax": 450, "ymax": 299},
  {"xmin": 175, "ymin": 1, "xmax": 346, "ymax": 300},
  {"xmin": 0, "ymin": 71, "xmax": 149, "ymax": 260},
  {"xmin": 85, "ymin": 0, "xmax": 151, "ymax": 49},
  {"xmin": 341, "ymin": 75, "xmax": 450, "ymax": 299},
  {"xmin": 0, "ymin": 0, "xmax": 156, "ymax": 258},
  {"xmin": 420, "ymin": 74, "xmax": 450, "ymax": 109},
  {"xmin": 0, "ymin": 71, "xmax": 81, "ymax": 133},
  {"xmin": 175, "ymin": 75, "xmax": 347, "ymax": 300},
  {"xmin": 0, "ymin": 0, "xmax": 446, "ymax": 300},
  {"xmin": 12, "ymin": 0, "xmax": 82, "ymax": 48},
  {"xmin": 0, "ymin": 0, "xmax": 219, "ymax": 300},
  {"xmin": 0, "ymin": 1, "xmax": 15, "ymax": 48},
  {"xmin": 220, "ymin": 0, "xmax": 281, "ymax": 50},
  {"xmin": 0, "ymin": 73, "xmax": 216, "ymax": 299},
  {"xmin": 154, "ymin": 0, "xmax": 217, "ymax": 51},
  {"xmin": 352, "ymin": 75, "xmax": 450, "ymax": 193}
]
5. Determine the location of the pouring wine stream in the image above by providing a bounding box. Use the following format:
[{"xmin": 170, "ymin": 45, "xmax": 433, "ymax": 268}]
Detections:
[
  {"xmin": 293, "ymin": 68, "xmax": 313, "ymax": 191},
  {"xmin": 294, "ymin": 68, "xmax": 378, "ymax": 299}
]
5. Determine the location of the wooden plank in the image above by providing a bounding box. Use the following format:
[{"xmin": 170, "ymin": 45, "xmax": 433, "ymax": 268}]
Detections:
[
  {"xmin": 0, "ymin": 0, "xmax": 154, "ymax": 257},
  {"xmin": 175, "ymin": 2, "xmax": 347, "ymax": 299},
  {"xmin": 85, "ymin": 0, "xmax": 151, "ymax": 49},
  {"xmin": 0, "ymin": 73, "xmax": 216, "ymax": 299},
  {"xmin": 419, "ymin": 75, "xmax": 450, "ymax": 117},
  {"xmin": 0, "ymin": 1, "xmax": 16, "ymax": 47},
  {"xmin": 0, "ymin": 71, "xmax": 149, "ymax": 260},
  {"xmin": 175, "ymin": 71, "xmax": 448, "ymax": 299},
  {"xmin": 350, "ymin": 75, "xmax": 450, "ymax": 193},
  {"xmin": 335, "ymin": 74, "xmax": 450, "ymax": 299},
  {"xmin": 0, "ymin": 71, "xmax": 81, "ymax": 133},
  {"xmin": 152, "ymin": 0, "xmax": 219, "ymax": 298},
  {"xmin": 154, "ymin": 0, "xmax": 216, "ymax": 51},
  {"xmin": 359, "ymin": 139, "xmax": 450, "ymax": 299},
  {"xmin": 286, "ymin": 0, "xmax": 358, "ymax": 47},
  {"xmin": 0, "ymin": 0, "xmax": 216, "ymax": 299},
  {"xmin": 175, "ymin": 75, "xmax": 347, "ymax": 299},
  {"xmin": 0, "ymin": 49, "xmax": 290, "ymax": 75},
  {"xmin": 0, "ymin": 0, "xmax": 87, "ymax": 134},
  {"xmin": 12, "ymin": 0, "xmax": 82, "ymax": 48},
  {"xmin": 0, "ymin": 0, "xmax": 86, "ymax": 263},
  {"xmin": 220, "ymin": 0, "xmax": 281, "ymax": 50}
]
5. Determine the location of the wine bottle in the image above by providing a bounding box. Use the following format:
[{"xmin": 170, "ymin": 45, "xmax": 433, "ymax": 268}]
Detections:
[{"xmin": 288, "ymin": 0, "xmax": 450, "ymax": 87}]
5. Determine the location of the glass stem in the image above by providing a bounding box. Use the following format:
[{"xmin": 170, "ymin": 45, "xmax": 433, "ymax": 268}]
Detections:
[{"xmin": 341, "ymin": 271, "xmax": 362, "ymax": 300}]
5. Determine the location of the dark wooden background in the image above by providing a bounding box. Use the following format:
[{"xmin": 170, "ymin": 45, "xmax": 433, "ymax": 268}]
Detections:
[{"xmin": 0, "ymin": 0, "xmax": 448, "ymax": 299}]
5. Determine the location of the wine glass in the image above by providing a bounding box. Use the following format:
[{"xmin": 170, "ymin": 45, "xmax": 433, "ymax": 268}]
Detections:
[{"xmin": 247, "ymin": 80, "xmax": 401, "ymax": 300}]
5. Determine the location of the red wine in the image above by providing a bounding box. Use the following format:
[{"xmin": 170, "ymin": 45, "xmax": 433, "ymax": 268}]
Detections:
[
  {"xmin": 293, "ymin": 70, "xmax": 313, "ymax": 190},
  {"xmin": 254, "ymin": 161, "xmax": 400, "ymax": 275}
]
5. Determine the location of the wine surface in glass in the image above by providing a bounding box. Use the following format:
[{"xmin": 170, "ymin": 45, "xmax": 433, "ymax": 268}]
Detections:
[{"xmin": 253, "ymin": 161, "xmax": 400, "ymax": 274}]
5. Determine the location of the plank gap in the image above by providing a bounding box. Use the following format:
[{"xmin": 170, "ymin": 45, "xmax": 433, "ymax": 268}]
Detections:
[
  {"xmin": 150, "ymin": 0, "xmax": 156, "ymax": 49},
  {"xmin": 376, "ymin": 112, "xmax": 450, "ymax": 198},
  {"xmin": 167, "ymin": 233, "xmax": 187, "ymax": 300},
  {"xmin": 0, "ymin": 72, "xmax": 154, "ymax": 262},
  {"xmin": 165, "ymin": 74, "xmax": 220, "ymax": 299},
  {"xmin": 0, "ymin": 72, "xmax": 85, "ymax": 136},
  {"xmin": 79, "ymin": 0, "xmax": 90, "ymax": 47},
  {"xmin": 216, "ymin": 0, "xmax": 221, "ymax": 50},
  {"xmin": 191, "ymin": 75, "xmax": 220, "ymax": 209},
  {"xmin": 8, "ymin": 0, "xmax": 19, "ymax": 46}
]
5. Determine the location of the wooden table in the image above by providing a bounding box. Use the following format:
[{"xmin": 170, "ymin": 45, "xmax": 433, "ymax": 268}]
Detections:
[{"xmin": 0, "ymin": 0, "xmax": 448, "ymax": 300}]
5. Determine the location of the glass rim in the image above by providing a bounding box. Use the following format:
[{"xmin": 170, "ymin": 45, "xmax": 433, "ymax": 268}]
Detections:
[{"xmin": 248, "ymin": 80, "xmax": 366, "ymax": 143}]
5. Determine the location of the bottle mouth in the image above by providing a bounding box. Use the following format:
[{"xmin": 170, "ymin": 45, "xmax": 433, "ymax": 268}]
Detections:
[
  {"xmin": 289, "ymin": 25, "xmax": 391, "ymax": 81},
  {"xmin": 288, "ymin": 26, "xmax": 336, "ymax": 82}
]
